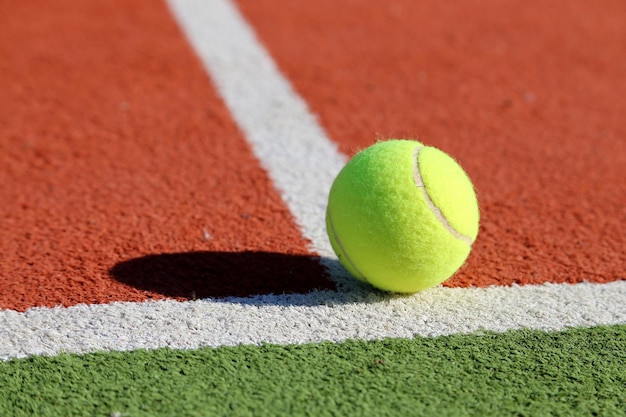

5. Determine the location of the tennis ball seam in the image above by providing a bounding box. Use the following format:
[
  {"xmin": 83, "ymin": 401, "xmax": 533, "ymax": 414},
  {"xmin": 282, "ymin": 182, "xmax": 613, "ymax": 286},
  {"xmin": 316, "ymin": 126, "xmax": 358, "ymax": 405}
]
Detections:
[
  {"xmin": 326, "ymin": 208, "xmax": 370, "ymax": 284},
  {"xmin": 412, "ymin": 145, "xmax": 473, "ymax": 245}
]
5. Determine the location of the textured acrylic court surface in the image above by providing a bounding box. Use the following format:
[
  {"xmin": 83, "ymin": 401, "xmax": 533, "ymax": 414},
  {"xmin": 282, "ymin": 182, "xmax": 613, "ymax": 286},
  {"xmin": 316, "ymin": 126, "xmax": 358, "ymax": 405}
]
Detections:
[
  {"xmin": 2, "ymin": 326, "xmax": 626, "ymax": 417},
  {"xmin": 1, "ymin": 0, "xmax": 625, "ymax": 310}
]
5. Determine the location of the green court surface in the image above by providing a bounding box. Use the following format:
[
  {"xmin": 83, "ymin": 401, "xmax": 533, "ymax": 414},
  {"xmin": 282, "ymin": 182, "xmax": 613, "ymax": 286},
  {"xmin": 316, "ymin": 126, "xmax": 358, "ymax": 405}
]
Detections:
[{"xmin": 2, "ymin": 325, "xmax": 624, "ymax": 417}]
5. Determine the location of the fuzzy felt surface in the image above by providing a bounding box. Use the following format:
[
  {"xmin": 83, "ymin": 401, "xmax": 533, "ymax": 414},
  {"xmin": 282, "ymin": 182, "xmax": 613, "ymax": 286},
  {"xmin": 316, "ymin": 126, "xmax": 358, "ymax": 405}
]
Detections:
[{"xmin": 326, "ymin": 140, "xmax": 478, "ymax": 292}]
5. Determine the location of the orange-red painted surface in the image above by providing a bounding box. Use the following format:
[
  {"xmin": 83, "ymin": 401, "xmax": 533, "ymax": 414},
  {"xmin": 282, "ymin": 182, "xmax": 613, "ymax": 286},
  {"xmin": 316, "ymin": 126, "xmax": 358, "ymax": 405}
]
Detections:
[
  {"xmin": 1, "ymin": 0, "xmax": 624, "ymax": 311},
  {"xmin": 237, "ymin": 0, "xmax": 626, "ymax": 288},
  {"xmin": 0, "ymin": 0, "xmax": 331, "ymax": 311}
]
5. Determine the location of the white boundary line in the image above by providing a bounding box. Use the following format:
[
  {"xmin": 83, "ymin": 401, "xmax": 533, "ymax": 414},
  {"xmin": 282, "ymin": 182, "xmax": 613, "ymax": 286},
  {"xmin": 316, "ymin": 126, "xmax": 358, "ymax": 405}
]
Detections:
[
  {"xmin": 2, "ymin": 281, "xmax": 625, "ymax": 360},
  {"xmin": 167, "ymin": 0, "xmax": 345, "ymax": 261}
]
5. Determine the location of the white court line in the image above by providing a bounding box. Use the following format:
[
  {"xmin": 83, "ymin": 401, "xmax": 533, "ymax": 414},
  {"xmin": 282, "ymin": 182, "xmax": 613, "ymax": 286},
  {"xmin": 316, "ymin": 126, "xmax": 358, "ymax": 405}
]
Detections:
[
  {"xmin": 2, "ymin": 281, "xmax": 625, "ymax": 360},
  {"xmin": 167, "ymin": 0, "xmax": 346, "ymax": 264}
]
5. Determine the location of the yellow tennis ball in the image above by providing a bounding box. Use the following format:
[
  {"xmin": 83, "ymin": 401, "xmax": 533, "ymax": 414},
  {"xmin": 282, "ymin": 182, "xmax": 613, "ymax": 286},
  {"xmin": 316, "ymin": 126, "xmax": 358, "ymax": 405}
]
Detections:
[{"xmin": 326, "ymin": 139, "xmax": 479, "ymax": 293}]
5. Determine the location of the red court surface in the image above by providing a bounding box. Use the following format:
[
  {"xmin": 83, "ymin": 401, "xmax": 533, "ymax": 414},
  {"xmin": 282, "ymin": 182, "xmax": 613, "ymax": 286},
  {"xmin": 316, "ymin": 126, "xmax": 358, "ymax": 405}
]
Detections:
[
  {"xmin": 0, "ymin": 0, "xmax": 331, "ymax": 311},
  {"xmin": 236, "ymin": 0, "xmax": 626, "ymax": 288},
  {"xmin": 1, "ymin": 0, "xmax": 624, "ymax": 311}
]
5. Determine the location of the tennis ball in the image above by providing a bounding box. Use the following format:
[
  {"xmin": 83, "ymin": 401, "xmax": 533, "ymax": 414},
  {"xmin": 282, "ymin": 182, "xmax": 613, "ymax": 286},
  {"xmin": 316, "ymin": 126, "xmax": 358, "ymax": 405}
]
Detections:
[{"xmin": 326, "ymin": 139, "xmax": 479, "ymax": 293}]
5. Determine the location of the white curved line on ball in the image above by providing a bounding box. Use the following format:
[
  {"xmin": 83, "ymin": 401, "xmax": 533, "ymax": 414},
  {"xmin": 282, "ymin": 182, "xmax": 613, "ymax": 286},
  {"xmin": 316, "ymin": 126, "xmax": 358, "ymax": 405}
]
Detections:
[
  {"xmin": 413, "ymin": 146, "xmax": 473, "ymax": 245},
  {"xmin": 326, "ymin": 210, "xmax": 371, "ymax": 284}
]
